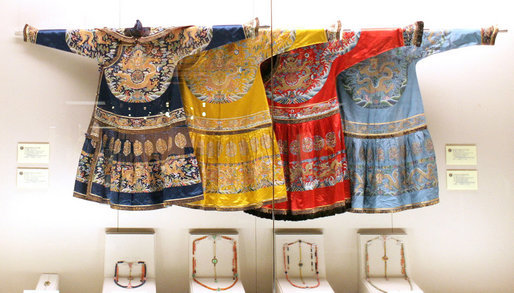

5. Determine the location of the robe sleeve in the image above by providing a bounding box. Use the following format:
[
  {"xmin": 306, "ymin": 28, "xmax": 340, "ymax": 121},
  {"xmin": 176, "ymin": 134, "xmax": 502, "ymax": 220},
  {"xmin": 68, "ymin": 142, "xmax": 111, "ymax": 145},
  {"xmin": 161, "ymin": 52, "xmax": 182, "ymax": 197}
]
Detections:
[
  {"xmin": 258, "ymin": 29, "xmax": 329, "ymax": 61},
  {"xmin": 204, "ymin": 18, "xmax": 259, "ymax": 50},
  {"xmin": 417, "ymin": 26, "xmax": 498, "ymax": 59},
  {"xmin": 23, "ymin": 24, "xmax": 118, "ymax": 64}
]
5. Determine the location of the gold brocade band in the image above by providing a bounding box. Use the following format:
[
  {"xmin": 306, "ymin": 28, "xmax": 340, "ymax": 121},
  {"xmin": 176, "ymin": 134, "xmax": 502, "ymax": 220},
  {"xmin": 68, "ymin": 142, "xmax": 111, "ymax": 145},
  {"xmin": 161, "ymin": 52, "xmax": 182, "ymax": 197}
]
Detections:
[
  {"xmin": 94, "ymin": 107, "xmax": 186, "ymax": 131},
  {"xmin": 256, "ymin": 199, "xmax": 350, "ymax": 215},
  {"xmin": 349, "ymin": 198, "xmax": 439, "ymax": 214},
  {"xmin": 73, "ymin": 192, "xmax": 204, "ymax": 211},
  {"xmin": 98, "ymin": 27, "xmax": 183, "ymax": 43},
  {"xmin": 191, "ymin": 123, "xmax": 272, "ymax": 135},
  {"xmin": 187, "ymin": 110, "xmax": 272, "ymax": 132},
  {"xmin": 344, "ymin": 125, "xmax": 427, "ymax": 139},
  {"xmin": 183, "ymin": 193, "xmax": 288, "ymax": 211},
  {"xmin": 273, "ymin": 108, "xmax": 339, "ymax": 124}
]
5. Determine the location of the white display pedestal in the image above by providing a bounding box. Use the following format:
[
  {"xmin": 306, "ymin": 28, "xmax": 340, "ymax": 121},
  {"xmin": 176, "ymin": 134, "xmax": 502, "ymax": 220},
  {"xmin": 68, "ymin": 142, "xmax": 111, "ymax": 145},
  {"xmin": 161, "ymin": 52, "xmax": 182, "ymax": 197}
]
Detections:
[
  {"xmin": 102, "ymin": 228, "xmax": 156, "ymax": 293},
  {"xmin": 358, "ymin": 229, "xmax": 423, "ymax": 293},
  {"xmin": 23, "ymin": 273, "xmax": 59, "ymax": 292},
  {"xmin": 275, "ymin": 231, "xmax": 334, "ymax": 293},
  {"xmin": 189, "ymin": 231, "xmax": 245, "ymax": 293}
]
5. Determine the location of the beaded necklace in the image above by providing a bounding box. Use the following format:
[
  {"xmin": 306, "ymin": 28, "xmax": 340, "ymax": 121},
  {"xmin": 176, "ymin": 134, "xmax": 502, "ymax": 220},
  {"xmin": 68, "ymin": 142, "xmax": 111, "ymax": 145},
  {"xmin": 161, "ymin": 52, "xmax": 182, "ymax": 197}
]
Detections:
[
  {"xmin": 192, "ymin": 235, "xmax": 238, "ymax": 291},
  {"xmin": 283, "ymin": 239, "xmax": 320, "ymax": 289},
  {"xmin": 364, "ymin": 236, "xmax": 413, "ymax": 292},
  {"xmin": 114, "ymin": 261, "xmax": 147, "ymax": 289}
]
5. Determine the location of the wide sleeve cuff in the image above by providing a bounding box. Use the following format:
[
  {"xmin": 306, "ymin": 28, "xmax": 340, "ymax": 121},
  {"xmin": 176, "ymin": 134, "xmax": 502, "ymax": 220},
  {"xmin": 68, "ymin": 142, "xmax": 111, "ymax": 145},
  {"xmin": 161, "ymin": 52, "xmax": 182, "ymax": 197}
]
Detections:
[
  {"xmin": 23, "ymin": 24, "xmax": 72, "ymax": 52},
  {"xmin": 403, "ymin": 21, "xmax": 424, "ymax": 47},
  {"xmin": 481, "ymin": 26, "xmax": 499, "ymax": 45},
  {"xmin": 23, "ymin": 24, "xmax": 38, "ymax": 43}
]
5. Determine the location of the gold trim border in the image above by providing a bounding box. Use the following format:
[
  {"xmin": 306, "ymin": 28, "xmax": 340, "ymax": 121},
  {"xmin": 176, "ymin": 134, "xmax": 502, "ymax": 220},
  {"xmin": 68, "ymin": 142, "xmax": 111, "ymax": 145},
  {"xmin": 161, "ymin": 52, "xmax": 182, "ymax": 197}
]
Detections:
[
  {"xmin": 349, "ymin": 197, "xmax": 439, "ymax": 214},
  {"xmin": 73, "ymin": 191, "xmax": 204, "ymax": 211}
]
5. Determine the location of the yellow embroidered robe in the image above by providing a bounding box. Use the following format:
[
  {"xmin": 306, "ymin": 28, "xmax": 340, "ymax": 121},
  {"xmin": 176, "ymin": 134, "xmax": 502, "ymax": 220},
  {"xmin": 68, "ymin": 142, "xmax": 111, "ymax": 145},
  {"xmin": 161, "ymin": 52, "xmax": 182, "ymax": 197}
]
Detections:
[{"xmin": 178, "ymin": 29, "xmax": 331, "ymax": 210}]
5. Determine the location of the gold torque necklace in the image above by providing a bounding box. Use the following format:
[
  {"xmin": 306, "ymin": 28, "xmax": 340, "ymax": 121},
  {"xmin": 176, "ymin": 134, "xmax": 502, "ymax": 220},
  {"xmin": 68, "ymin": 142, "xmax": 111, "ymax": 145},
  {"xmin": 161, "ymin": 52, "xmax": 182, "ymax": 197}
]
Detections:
[{"xmin": 365, "ymin": 236, "xmax": 413, "ymax": 293}]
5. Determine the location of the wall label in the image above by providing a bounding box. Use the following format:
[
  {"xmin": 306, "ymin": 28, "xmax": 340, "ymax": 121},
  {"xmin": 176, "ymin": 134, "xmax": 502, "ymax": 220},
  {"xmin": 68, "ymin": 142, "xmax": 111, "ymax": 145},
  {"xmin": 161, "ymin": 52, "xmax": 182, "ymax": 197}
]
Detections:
[
  {"xmin": 17, "ymin": 168, "xmax": 49, "ymax": 189},
  {"xmin": 17, "ymin": 142, "xmax": 50, "ymax": 164},
  {"xmin": 446, "ymin": 170, "xmax": 478, "ymax": 191}
]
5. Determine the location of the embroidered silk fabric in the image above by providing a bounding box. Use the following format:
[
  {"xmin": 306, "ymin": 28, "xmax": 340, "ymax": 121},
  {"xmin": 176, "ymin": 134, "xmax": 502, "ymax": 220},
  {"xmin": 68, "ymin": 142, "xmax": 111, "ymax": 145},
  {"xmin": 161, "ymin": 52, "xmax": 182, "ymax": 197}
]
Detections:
[
  {"xmin": 337, "ymin": 27, "xmax": 498, "ymax": 213},
  {"xmin": 178, "ymin": 29, "xmax": 330, "ymax": 210},
  {"xmin": 24, "ymin": 23, "xmax": 255, "ymax": 210},
  {"xmin": 247, "ymin": 26, "xmax": 419, "ymax": 220}
]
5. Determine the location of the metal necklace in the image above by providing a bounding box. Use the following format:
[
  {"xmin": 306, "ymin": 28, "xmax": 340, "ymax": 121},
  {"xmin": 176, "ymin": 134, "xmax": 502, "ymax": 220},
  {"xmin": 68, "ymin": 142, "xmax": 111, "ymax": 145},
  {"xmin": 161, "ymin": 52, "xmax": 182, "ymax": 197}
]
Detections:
[
  {"xmin": 283, "ymin": 239, "xmax": 320, "ymax": 289},
  {"xmin": 365, "ymin": 236, "xmax": 413, "ymax": 293},
  {"xmin": 192, "ymin": 235, "xmax": 238, "ymax": 291},
  {"xmin": 114, "ymin": 261, "xmax": 147, "ymax": 289}
]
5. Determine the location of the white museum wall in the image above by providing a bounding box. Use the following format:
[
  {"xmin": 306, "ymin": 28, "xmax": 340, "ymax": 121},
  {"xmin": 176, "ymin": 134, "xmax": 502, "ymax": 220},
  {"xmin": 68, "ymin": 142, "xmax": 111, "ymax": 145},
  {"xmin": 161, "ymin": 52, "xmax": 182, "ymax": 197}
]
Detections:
[{"xmin": 0, "ymin": 0, "xmax": 512, "ymax": 292}]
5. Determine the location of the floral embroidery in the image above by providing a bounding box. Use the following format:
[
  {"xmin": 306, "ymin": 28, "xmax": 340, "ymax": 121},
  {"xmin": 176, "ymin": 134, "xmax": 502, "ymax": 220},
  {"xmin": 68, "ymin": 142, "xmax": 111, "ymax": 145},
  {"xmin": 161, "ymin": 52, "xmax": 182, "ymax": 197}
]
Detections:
[
  {"xmin": 289, "ymin": 140, "xmax": 300, "ymax": 155},
  {"xmin": 313, "ymin": 135, "xmax": 325, "ymax": 151},
  {"xmin": 114, "ymin": 139, "xmax": 122, "ymax": 154},
  {"xmin": 144, "ymin": 140, "xmax": 154, "ymax": 156},
  {"xmin": 156, "ymin": 138, "xmax": 167, "ymax": 155},
  {"xmin": 175, "ymin": 133, "xmax": 187, "ymax": 148},
  {"xmin": 302, "ymin": 137, "xmax": 314, "ymax": 153},
  {"xmin": 76, "ymin": 150, "xmax": 93, "ymax": 183},
  {"xmin": 123, "ymin": 140, "xmax": 132, "ymax": 156},
  {"xmin": 325, "ymin": 132, "xmax": 336, "ymax": 148},
  {"xmin": 133, "ymin": 140, "xmax": 143, "ymax": 156}
]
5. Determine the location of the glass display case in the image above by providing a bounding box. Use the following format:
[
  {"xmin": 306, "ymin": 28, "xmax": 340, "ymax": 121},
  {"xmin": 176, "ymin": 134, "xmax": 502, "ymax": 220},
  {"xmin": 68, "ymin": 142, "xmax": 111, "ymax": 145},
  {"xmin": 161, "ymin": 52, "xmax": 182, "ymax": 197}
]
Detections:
[{"xmin": 1, "ymin": 0, "xmax": 513, "ymax": 292}]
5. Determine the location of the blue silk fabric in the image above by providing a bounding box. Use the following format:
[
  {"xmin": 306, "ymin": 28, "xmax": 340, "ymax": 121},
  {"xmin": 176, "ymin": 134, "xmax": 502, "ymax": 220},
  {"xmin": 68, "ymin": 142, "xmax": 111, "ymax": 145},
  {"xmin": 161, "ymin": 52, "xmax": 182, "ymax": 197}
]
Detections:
[
  {"xmin": 29, "ymin": 24, "xmax": 250, "ymax": 210},
  {"xmin": 337, "ymin": 29, "xmax": 484, "ymax": 213}
]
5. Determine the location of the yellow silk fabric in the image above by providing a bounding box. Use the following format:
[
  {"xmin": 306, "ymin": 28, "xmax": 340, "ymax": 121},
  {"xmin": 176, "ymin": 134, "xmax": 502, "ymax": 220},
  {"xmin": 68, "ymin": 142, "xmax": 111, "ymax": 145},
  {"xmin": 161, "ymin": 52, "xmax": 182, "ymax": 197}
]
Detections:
[{"xmin": 179, "ymin": 29, "xmax": 329, "ymax": 210}]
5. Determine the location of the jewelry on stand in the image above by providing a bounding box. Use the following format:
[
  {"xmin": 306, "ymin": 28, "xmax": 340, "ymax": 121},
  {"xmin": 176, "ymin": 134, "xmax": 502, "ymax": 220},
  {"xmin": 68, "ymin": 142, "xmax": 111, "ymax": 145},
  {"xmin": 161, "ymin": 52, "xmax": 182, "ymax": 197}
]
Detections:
[
  {"xmin": 192, "ymin": 235, "xmax": 239, "ymax": 291},
  {"xmin": 365, "ymin": 236, "xmax": 413, "ymax": 293},
  {"xmin": 283, "ymin": 239, "xmax": 320, "ymax": 289},
  {"xmin": 114, "ymin": 261, "xmax": 147, "ymax": 289}
]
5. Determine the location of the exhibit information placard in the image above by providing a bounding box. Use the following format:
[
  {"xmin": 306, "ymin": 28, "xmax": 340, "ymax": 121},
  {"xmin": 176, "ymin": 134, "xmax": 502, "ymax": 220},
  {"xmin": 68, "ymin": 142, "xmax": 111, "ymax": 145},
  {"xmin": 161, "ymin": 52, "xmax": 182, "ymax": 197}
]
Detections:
[
  {"xmin": 446, "ymin": 170, "xmax": 478, "ymax": 191},
  {"xmin": 445, "ymin": 144, "xmax": 477, "ymax": 165},
  {"xmin": 17, "ymin": 143, "xmax": 50, "ymax": 164},
  {"xmin": 17, "ymin": 168, "xmax": 49, "ymax": 189}
]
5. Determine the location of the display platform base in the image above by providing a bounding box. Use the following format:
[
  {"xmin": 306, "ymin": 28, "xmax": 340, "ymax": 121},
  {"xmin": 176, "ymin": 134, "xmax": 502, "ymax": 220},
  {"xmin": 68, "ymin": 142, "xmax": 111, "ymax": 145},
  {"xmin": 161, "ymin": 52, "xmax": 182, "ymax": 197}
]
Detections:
[
  {"xmin": 276, "ymin": 278, "xmax": 334, "ymax": 293},
  {"xmin": 102, "ymin": 278, "xmax": 156, "ymax": 292},
  {"xmin": 360, "ymin": 278, "xmax": 423, "ymax": 293},
  {"xmin": 190, "ymin": 278, "xmax": 245, "ymax": 292},
  {"xmin": 23, "ymin": 273, "xmax": 59, "ymax": 293}
]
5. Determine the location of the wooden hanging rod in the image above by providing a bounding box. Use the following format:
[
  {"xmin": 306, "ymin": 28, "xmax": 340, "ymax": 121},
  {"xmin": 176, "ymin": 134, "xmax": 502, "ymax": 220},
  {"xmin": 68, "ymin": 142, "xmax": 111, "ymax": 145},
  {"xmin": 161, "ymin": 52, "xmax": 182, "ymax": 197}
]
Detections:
[
  {"xmin": 13, "ymin": 28, "xmax": 508, "ymax": 37},
  {"xmin": 341, "ymin": 28, "xmax": 507, "ymax": 32}
]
